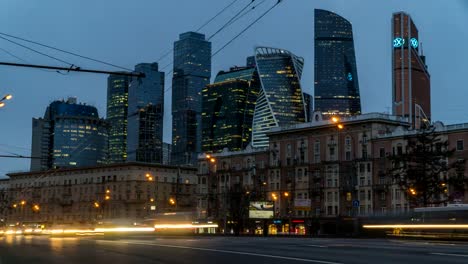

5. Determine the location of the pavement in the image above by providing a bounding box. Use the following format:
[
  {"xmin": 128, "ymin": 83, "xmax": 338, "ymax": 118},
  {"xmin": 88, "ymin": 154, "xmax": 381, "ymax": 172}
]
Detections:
[{"xmin": 1, "ymin": 235, "xmax": 468, "ymax": 264}]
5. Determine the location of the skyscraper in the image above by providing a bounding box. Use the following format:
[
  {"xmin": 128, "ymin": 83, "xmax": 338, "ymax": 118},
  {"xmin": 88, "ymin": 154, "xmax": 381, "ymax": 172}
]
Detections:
[
  {"xmin": 392, "ymin": 12, "xmax": 430, "ymax": 129},
  {"xmin": 252, "ymin": 47, "xmax": 307, "ymax": 148},
  {"xmin": 107, "ymin": 74, "xmax": 130, "ymax": 163},
  {"xmin": 172, "ymin": 32, "xmax": 211, "ymax": 165},
  {"xmin": 30, "ymin": 97, "xmax": 108, "ymax": 171},
  {"xmin": 314, "ymin": 9, "xmax": 361, "ymax": 118},
  {"xmin": 127, "ymin": 63, "xmax": 165, "ymax": 163},
  {"xmin": 202, "ymin": 65, "xmax": 259, "ymax": 153}
]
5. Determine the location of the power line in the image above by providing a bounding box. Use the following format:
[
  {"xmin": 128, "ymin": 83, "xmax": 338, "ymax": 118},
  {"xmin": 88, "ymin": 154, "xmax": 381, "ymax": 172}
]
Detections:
[
  {"xmin": 196, "ymin": 0, "xmax": 241, "ymax": 32},
  {"xmin": 0, "ymin": 35, "xmax": 74, "ymax": 66},
  {"xmin": 155, "ymin": 0, "xmax": 242, "ymax": 67},
  {"xmin": 161, "ymin": 0, "xmax": 256, "ymax": 72},
  {"xmin": 212, "ymin": 0, "xmax": 282, "ymax": 58},
  {"xmin": 0, "ymin": 32, "xmax": 133, "ymax": 72},
  {"xmin": 163, "ymin": 0, "xmax": 281, "ymax": 94},
  {"xmin": 0, "ymin": 47, "xmax": 63, "ymax": 74}
]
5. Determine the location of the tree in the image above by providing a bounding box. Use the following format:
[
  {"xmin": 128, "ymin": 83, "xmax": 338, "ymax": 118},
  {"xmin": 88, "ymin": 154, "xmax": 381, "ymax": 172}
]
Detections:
[{"xmin": 390, "ymin": 126, "xmax": 466, "ymax": 207}]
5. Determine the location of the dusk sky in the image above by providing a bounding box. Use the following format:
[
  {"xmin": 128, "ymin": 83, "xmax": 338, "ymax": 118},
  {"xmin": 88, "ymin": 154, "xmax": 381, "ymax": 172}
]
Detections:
[{"xmin": 0, "ymin": 0, "xmax": 467, "ymax": 176}]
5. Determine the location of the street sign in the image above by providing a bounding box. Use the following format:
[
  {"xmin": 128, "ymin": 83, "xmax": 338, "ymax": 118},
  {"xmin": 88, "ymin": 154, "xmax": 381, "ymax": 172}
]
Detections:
[{"xmin": 352, "ymin": 200, "xmax": 360, "ymax": 208}]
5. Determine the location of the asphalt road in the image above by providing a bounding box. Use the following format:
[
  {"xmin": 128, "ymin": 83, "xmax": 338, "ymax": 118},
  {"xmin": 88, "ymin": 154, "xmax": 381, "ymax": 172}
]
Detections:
[{"xmin": 1, "ymin": 235, "xmax": 468, "ymax": 264}]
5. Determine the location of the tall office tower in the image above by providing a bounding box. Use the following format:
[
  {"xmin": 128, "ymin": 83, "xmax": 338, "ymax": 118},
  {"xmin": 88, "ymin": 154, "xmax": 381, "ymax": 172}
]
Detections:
[
  {"xmin": 30, "ymin": 97, "xmax": 109, "ymax": 171},
  {"xmin": 172, "ymin": 32, "xmax": 211, "ymax": 165},
  {"xmin": 303, "ymin": 92, "xmax": 313, "ymax": 122},
  {"xmin": 314, "ymin": 9, "xmax": 361, "ymax": 119},
  {"xmin": 127, "ymin": 63, "xmax": 165, "ymax": 163},
  {"xmin": 202, "ymin": 65, "xmax": 260, "ymax": 153},
  {"xmin": 392, "ymin": 12, "xmax": 430, "ymax": 129},
  {"xmin": 252, "ymin": 47, "xmax": 307, "ymax": 148},
  {"xmin": 107, "ymin": 74, "xmax": 130, "ymax": 163},
  {"xmin": 162, "ymin": 142, "xmax": 172, "ymax": 165}
]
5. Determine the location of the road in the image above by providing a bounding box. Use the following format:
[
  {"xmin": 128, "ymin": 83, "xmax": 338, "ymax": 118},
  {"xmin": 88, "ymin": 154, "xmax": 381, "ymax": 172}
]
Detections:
[{"xmin": 1, "ymin": 235, "xmax": 468, "ymax": 264}]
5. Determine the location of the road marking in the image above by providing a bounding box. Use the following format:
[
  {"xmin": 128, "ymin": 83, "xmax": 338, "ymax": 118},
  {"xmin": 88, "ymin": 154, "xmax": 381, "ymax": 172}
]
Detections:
[
  {"xmin": 306, "ymin": 244, "xmax": 328, "ymax": 248},
  {"xmin": 98, "ymin": 240, "xmax": 342, "ymax": 264},
  {"xmin": 431, "ymin": 253, "xmax": 468, "ymax": 258}
]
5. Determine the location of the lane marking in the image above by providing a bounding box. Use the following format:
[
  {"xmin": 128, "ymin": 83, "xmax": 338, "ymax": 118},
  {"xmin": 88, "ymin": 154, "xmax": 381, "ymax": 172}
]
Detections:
[
  {"xmin": 97, "ymin": 240, "xmax": 342, "ymax": 264},
  {"xmin": 431, "ymin": 253, "xmax": 468, "ymax": 258},
  {"xmin": 306, "ymin": 245, "xmax": 328, "ymax": 248}
]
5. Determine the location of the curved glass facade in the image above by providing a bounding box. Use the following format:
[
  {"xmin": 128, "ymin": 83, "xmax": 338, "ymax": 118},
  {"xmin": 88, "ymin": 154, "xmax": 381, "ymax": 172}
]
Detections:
[
  {"xmin": 252, "ymin": 47, "xmax": 306, "ymax": 148},
  {"xmin": 31, "ymin": 98, "xmax": 108, "ymax": 171},
  {"xmin": 314, "ymin": 9, "xmax": 361, "ymax": 118}
]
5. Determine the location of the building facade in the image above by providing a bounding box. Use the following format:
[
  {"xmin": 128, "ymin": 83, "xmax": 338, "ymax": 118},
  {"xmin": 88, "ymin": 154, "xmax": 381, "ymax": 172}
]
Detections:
[
  {"xmin": 252, "ymin": 47, "xmax": 308, "ymax": 148},
  {"xmin": 107, "ymin": 74, "xmax": 130, "ymax": 163},
  {"xmin": 392, "ymin": 12, "xmax": 431, "ymax": 129},
  {"xmin": 30, "ymin": 98, "xmax": 109, "ymax": 171},
  {"xmin": 314, "ymin": 9, "xmax": 361, "ymax": 118},
  {"xmin": 172, "ymin": 32, "xmax": 211, "ymax": 165},
  {"xmin": 202, "ymin": 66, "xmax": 260, "ymax": 153},
  {"xmin": 4, "ymin": 163, "xmax": 197, "ymax": 224},
  {"xmin": 198, "ymin": 114, "xmax": 468, "ymax": 235},
  {"xmin": 127, "ymin": 63, "xmax": 165, "ymax": 164}
]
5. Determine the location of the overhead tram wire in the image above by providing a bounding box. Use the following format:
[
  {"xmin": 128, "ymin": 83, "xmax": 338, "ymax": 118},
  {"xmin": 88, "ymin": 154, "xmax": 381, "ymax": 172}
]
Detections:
[
  {"xmin": 0, "ymin": 35, "xmax": 74, "ymax": 66},
  {"xmin": 162, "ymin": 0, "xmax": 282, "ymax": 94},
  {"xmin": 154, "ymin": 0, "xmax": 242, "ymax": 66},
  {"xmin": 0, "ymin": 47, "xmax": 65, "ymax": 74},
  {"xmin": 161, "ymin": 0, "xmax": 259, "ymax": 78},
  {"xmin": 226, "ymin": 0, "xmax": 268, "ymax": 27},
  {"xmin": 0, "ymin": 32, "xmax": 133, "ymax": 72},
  {"xmin": 212, "ymin": 0, "xmax": 282, "ymax": 58}
]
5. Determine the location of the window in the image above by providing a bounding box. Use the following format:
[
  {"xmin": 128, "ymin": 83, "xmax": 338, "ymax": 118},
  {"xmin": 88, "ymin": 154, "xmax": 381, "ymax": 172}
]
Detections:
[
  {"xmin": 330, "ymin": 147, "xmax": 335, "ymax": 156},
  {"xmin": 346, "ymin": 192, "xmax": 352, "ymax": 201},
  {"xmin": 380, "ymin": 192, "xmax": 386, "ymax": 200},
  {"xmin": 362, "ymin": 147, "xmax": 368, "ymax": 159},
  {"xmin": 314, "ymin": 140, "xmax": 320, "ymax": 163},
  {"xmin": 362, "ymin": 134, "xmax": 368, "ymax": 144},
  {"xmin": 379, "ymin": 148, "xmax": 385, "ymax": 158},
  {"xmin": 345, "ymin": 151, "xmax": 351, "ymax": 161},
  {"xmin": 345, "ymin": 136, "xmax": 351, "ymax": 146},
  {"xmin": 367, "ymin": 163, "xmax": 371, "ymax": 173},
  {"xmin": 397, "ymin": 144, "xmax": 403, "ymax": 155},
  {"xmin": 457, "ymin": 140, "xmax": 464, "ymax": 151}
]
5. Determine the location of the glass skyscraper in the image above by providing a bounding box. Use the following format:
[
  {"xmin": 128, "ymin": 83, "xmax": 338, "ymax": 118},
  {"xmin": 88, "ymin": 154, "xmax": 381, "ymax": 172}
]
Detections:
[
  {"xmin": 127, "ymin": 63, "xmax": 165, "ymax": 163},
  {"xmin": 107, "ymin": 74, "xmax": 130, "ymax": 163},
  {"xmin": 30, "ymin": 97, "xmax": 109, "ymax": 171},
  {"xmin": 314, "ymin": 9, "xmax": 361, "ymax": 118},
  {"xmin": 202, "ymin": 65, "xmax": 259, "ymax": 153},
  {"xmin": 252, "ymin": 47, "xmax": 307, "ymax": 148},
  {"xmin": 172, "ymin": 32, "xmax": 211, "ymax": 165}
]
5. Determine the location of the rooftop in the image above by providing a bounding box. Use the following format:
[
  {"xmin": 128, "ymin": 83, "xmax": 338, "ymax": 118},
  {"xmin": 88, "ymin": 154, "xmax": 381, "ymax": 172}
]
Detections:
[{"xmin": 7, "ymin": 162, "xmax": 197, "ymax": 178}]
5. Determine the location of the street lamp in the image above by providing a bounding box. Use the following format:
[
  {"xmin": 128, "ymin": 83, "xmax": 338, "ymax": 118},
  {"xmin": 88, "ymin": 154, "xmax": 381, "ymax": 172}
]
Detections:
[
  {"xmin": 32, "ymin": 204, "xmax": 40, "ymax": 212},
  {"xmin": 0, "ymin": 94, "xmax": 12, "ymax": 108}
]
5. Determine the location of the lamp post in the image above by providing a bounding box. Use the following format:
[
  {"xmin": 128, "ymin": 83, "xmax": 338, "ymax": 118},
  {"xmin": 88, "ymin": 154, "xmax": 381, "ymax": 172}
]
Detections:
[{"xmin": 0, "ymin": 94, "xmax": 12, "ymax": 108}]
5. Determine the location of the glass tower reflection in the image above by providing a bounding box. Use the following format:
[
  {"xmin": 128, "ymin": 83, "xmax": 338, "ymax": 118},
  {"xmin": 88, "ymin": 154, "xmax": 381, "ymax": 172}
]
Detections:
[{"xmin": 314, "ymin": 9, "xmax": 361, "ymax": 118}]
